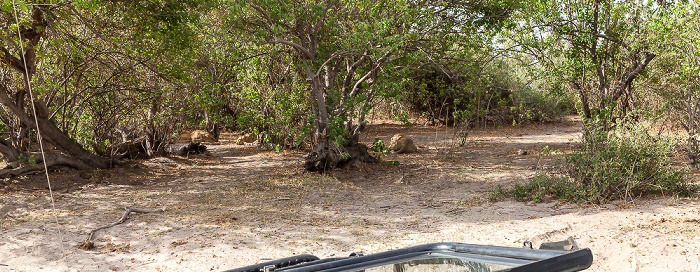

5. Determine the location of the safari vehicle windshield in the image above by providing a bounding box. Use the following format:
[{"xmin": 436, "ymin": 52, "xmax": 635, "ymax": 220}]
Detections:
[{"xmin": 225, "ymin": 241, "xmax": 593, "ymax": 272}]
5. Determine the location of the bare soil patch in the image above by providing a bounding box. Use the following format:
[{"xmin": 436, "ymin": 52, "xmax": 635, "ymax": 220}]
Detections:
[{"xmin": 1, "ymin": 117, "xmax": 699, "ymax": 272}]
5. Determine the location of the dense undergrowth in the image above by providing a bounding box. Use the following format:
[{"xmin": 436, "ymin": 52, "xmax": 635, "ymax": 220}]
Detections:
[{"xmin": 491, "ymin": 122, "xmax": 699, "ymax": 204}]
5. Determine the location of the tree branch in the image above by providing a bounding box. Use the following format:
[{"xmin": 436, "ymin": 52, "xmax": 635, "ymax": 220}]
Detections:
[
  {"xmin": 84, "ymin": 207, "xmax": 165, "ymax": 242},
  {"xmin": 0, "ymin": 46, "xmax": 25, "ymax": 73},
  {"xmin": 0, "ymin": 83, "xmax": 35, "ymax": 127},
  {"xmin": 272, "ymin": 40, "xmax": 314, "ymax": 59},
  {"xmin": 594, "ymin": 33, "xmax": 630, "ymax": 50},
  {"xmin": 316, "ymin": 50, "xmax": 353, "ymax": 76},
  {"xmin": 349, "ymin": 49, "xmax": 395, "ymax": 97},
  {"xmin": 611, "ymin": 52, "xmax": 656, "ymax": 104}
]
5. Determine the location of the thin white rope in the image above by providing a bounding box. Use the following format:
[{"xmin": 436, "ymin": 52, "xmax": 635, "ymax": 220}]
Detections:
[{"xmin": 11, "ymin": 0, "xmax": 67, "ymax": 263}]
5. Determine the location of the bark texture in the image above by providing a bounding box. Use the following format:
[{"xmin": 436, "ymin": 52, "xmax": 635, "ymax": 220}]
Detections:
[
  {"xmin": 304, "ymin": 136, "xmax": 378, "ymax": 172},
  {"xmin": 0, "ymin": 5, "xmax": 112, "ymax": 176}
]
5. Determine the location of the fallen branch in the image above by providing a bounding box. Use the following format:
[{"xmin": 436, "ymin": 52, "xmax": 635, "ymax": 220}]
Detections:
[{"xmin": 80, "ymin": 207, "xmax": 164, "ymax": 249}]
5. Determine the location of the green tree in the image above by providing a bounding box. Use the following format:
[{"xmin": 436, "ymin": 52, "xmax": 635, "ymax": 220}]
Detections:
[
  {"xmin": 0, "ymin": 0, "xmax": 113, "ymax": 174},
  {"xmin": 509, "ymin": 0, "xmax": 659, "ymax": 138},
  {"xmin": 651, "ymin": 2, "xmax": 700, "ymax": 167},
  {"xmin": 228, "ymin": 0, "xmax": 514, "ymax": 171},
  {"xmin": 0, "ymin": 0, "xmax": 206, "ymax": 176}
]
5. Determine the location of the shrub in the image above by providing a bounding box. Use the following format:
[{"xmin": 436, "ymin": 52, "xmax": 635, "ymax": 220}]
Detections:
[
  {"xmin": 400, "ymin": 66, "xmax": 572, "ymax": 129},
  {"xmin": 492, "ymin": 122, "xmax": 697, "ymax": 204},
  {"xmin": 508, "ymin": 88, "xmax": 576, "ymax": 125}
]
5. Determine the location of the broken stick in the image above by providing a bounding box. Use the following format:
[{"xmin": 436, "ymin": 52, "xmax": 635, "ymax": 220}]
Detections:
[{"xmin": 86, "ymin": 207, "xmax": 164, "ymax": 241}]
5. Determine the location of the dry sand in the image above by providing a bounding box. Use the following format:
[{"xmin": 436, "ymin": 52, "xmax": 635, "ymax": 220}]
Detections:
[{"xmin": 1, "ymin": 118, "xmax": 699, "ymax": 272}]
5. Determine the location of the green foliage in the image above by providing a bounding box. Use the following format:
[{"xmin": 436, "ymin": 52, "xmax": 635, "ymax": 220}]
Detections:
[
  {"xmin": 490, "ymin": 176, "xmax": 573, "ymax": 203},
  {"xmin": 226, "ymin": 0, "xmax": 517, "ymax": 151},
  {"xmin": 647, "ymin": 3, "xmax": 700, "ymax": 166},
  {"xmin": 370, "ymin": 137, "xmax": 390, "ymax": 160},
  {"xmin": 233, "ymin": 63, "xmax": 313, "ymax": 149},
  {"xmin": 507, "ymin": 0, "xmax": 663, "ymax": 130},
  {"xmin": 382, "ymin": 160, "xmax": 400, "ymax": 166},
  {"xmin": 9, "ymin": 0, "xmax": 698, "ymax": 181},
  {"xmin": 402, "ymin": 59, "xmax": 570, "ymax": 128},
  {"xmin": 492, "ymin": 122, "xmax": 697, "ymax": 204},
  {"xmin": 509, "ymin": 87, "xmax": 576, "ymax": 125},
  {"xmin": 17, "ymin": 154, "xmax": 37, "ymax": 166}
]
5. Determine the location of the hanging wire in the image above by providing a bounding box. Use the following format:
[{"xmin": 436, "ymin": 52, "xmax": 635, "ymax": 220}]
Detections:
[{"xmin": 11, "ymin": 0, "xmax": 67, "ymax": 263}]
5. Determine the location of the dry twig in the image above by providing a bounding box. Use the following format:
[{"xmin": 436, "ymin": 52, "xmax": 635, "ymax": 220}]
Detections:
[{"xmin": 82, "ymin": 207, "xmax": 164, "ymax": 246}]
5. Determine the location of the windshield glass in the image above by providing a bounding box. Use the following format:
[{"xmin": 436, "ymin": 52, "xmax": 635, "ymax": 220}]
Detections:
[{"xmin": 345, "ymin": 252, "xmax": 531, "ymax": 272}]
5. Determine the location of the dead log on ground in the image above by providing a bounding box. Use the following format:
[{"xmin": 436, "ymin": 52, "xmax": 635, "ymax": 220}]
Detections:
[
  {"xmin": 103, "ymin": 138, "xmax": 208, "ymax": 159},
  {"xmin": 101, "ymin": 136, "xmax": 153, "ymax": 160},
  {"xmin": 167, "ymin": 142, "xmax": 207, "ymax": 156}
]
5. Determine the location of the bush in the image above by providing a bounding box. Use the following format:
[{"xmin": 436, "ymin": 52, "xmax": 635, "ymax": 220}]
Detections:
[
  {"xmin": 508, "ymin": 88, "xmax": 576, "ymax": 125},
  {"xmin": 400, "ymin": 65, "xmax": 572, "ymax": 129},
  {"xmin": 492, "ymin": 122, "xmax": 697, "ymax": 204}
]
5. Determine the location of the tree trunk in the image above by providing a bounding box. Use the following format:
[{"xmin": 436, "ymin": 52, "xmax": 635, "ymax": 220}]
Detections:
[
  {"xmin": 0, "ymin": 84, "xmax": 110, "ymax": 168},
  {"xmin": 0, "ymin": 137, "xmax": 22, "ymax": 168},
  {"xmin": 685, "ymin": 87, "xmax": 700, "ymax": 168},
  {"xmin": 0, "ymin": 5, "xmax": 112, "ymax": 175},
  {"xmin": 304, "ymin": 135, "xmax": 378, "ymax": 172},
  {"xmin": 0, "ymin": 150, "xmax": 96, "ymax": 179}
]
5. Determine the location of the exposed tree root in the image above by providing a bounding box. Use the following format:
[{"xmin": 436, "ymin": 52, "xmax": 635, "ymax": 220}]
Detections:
[
  {"xmin": 0, "ymin": 152, "xmax": 98, "ymax": 178},
  {"xmin": 304, "ymin": 139, "xmax": 377, "ymax": 172}
]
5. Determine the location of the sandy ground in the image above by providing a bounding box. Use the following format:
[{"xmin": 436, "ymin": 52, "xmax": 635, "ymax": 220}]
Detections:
[{"xmin": 1, "ymin": 117, "xmax": 699, "ymax": 272}]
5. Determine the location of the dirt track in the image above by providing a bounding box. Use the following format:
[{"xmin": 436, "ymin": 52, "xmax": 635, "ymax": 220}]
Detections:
[{"xmin": 1, "ymin": 117, "xmax": 699, "ymax": 272}]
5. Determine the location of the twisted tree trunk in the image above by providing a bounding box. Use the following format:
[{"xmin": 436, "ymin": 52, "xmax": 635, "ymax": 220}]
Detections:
[
  {"xmin": 0, "ymin": 4, "xmax": 111, "ymax": 177},
  {"xmin": 0, "ymin": 86, "xmax": 111, "ymax": 177},
  {"xmin": 304, "ymin": 135, "xmax": 378, "ymax": 173}
]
